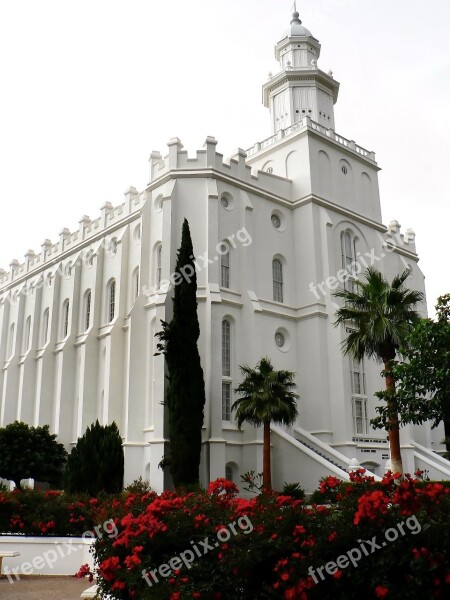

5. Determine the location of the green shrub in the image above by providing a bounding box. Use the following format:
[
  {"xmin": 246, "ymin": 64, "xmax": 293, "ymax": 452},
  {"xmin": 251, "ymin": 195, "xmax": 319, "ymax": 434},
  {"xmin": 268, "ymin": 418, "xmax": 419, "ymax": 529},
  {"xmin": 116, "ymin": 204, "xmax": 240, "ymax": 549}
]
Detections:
[
  {"xmin": 64, "ymin": 421, "xmax": 124, "ymax": 496},
  {"xmin": 125, "ymin": 477, "xmax": 152, "ymax": 494},
  {"xmin": 282, "ymin": 482, "xmax": 306, "ymax": 500}
]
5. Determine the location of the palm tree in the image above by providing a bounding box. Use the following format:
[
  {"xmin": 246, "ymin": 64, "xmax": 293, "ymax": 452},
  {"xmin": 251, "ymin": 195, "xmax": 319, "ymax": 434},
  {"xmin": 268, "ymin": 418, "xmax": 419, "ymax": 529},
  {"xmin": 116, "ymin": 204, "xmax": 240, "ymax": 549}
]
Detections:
[
  {"xmin": 232, "ymin": 357, "xmax": 299, "ymax": 491},
  {"xmin": 334, "ymin": 267, "xmax": 424, "ymax": 475}
]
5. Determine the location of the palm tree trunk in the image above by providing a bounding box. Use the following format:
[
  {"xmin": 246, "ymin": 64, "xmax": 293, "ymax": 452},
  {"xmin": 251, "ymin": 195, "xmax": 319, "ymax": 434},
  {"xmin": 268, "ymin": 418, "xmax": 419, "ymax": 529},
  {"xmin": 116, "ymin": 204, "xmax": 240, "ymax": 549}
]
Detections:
[
  {"xmin": 385, "ymin": 362, "xmax": 403, "ymax": 475},
  {"xmin": 263, "ymin": 420, "xmax": 272, "ymax": 491}
]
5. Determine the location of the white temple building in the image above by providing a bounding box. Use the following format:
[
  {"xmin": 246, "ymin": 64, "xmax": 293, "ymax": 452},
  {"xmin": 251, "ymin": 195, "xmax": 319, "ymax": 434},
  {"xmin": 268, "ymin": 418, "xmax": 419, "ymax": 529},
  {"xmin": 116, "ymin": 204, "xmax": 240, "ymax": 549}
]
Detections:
[{"xmin": 1, "ymin": 10, "xmax": 449, "ymax": 493}]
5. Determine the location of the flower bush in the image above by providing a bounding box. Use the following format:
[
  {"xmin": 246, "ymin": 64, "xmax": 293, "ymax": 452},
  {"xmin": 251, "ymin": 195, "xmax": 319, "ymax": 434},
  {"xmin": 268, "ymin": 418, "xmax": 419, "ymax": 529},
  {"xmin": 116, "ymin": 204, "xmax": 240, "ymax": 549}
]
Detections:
[
  {"xmin": 84, "ymin": 471, "xmax": 450, "ymax": 599},
  {"xmin": 0, "ymin": 489, "xmax": 98, "ymax": 536},
  {"xmin": 2, "ymin": 472, "xmax": 450, "ymax": 598}
]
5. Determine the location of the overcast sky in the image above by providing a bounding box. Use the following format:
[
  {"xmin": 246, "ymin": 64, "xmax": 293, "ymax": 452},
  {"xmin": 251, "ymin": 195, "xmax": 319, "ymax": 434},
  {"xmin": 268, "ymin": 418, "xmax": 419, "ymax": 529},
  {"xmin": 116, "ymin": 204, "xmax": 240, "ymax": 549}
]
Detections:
[{"xmin": 0, "ymin": 0, "xmax": 448, "ymax": 315}]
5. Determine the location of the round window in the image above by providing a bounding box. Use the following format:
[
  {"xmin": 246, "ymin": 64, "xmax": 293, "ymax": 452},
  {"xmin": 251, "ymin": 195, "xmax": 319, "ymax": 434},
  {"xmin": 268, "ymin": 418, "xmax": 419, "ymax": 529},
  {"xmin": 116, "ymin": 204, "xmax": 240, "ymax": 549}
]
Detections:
[
  {"xmin": 271, "ymin": 214, "xmax": 281, "ymax": 229},
  {"xmin": 275, "ymin": 332, "xmax": 285, "ymax": 348}
]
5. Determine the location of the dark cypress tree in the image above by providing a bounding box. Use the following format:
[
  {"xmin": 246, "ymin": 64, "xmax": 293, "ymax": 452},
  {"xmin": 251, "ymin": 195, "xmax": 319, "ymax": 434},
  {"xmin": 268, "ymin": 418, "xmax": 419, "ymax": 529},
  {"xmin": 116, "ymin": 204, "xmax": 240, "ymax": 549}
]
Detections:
[
  {"xmin": 64, "ymin": 420, "xmax": 124, "ymax": 495},
  {"xmin": 156, "ymin": 219, "xmax": 206, "ymax": 488}
]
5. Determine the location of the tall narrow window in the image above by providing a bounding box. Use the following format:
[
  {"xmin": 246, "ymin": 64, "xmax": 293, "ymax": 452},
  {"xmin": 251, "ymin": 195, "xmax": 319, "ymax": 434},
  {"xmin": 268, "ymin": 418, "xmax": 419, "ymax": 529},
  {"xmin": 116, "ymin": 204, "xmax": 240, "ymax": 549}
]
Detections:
[
  {"xmin": 108, "ymin": 280, "xmax": 116, "ymax": 323},
  {"xmin": 23, "ymin": 316, "xmax": 31, "ymax": 353},
  {"xmin": 42, "ymin": 308, "xmax": 49, "ymax": 346},
  {"xmin": 222, "ymin": 382, "xmax": 231, "ymax": 421},
  {"xmin": 221, "ymin": 319, "xmax": 232, "ymax": 422},
  {"xmin": 352, "ymin": 398, "xmax": 368, "ymax": 435},
  {"xmin": 222, "ymin": 319, "xmax": 231, "ymax": 376},
  {"xmin": 225, "ymin": 464, "xmax": 234, "ymax": 482},
  {"xmin": 133, "ymin": 268, "xmax": 140, "ymax": 301},
  {"xmin": 341, "ymin": 231, "xmax": 356, "ymax": 292},
  {"xmin": 272, "ymin": 258, "xmax": 284, "ymax": 303},
  {"xmin": 84, "ymin": 290, "xmax": 92, "ymax": 331},
  {"xmin": 156, "ymin": 245, "xmax": 162, "ymax": 289},
  {"xmin": 62, "ymin": 300, "xmax": 70, "ymax": 338},
  {"xmin": 220, "ymin": 245, "xmax": 230, "ymax": 288},
  {"xmin": 350, "ymin": 357, "xmax": 368, "ymax": 435}
]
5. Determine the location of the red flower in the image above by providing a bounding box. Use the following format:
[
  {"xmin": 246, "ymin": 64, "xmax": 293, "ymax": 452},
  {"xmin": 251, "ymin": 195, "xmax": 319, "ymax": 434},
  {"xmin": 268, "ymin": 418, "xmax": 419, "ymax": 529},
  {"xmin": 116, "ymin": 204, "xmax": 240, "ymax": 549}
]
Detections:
[
  {"xmin": 207, "ymin": 478, "xmax": 239, "ymax": 498},
  {"xmin": 375, "ymin": 585, "xmax": 389, "ymax": 598}
]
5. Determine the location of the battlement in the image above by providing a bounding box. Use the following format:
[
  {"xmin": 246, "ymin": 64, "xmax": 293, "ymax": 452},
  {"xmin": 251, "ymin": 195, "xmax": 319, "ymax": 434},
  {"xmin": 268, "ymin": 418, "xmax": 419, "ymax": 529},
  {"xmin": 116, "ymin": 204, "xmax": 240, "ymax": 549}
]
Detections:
[
  {"xmin": 0, "ymin": 187, "xmax": 146, "ymax": 290},
  {"xmin": 149, "ymin": 136, "xmax": 292, "ymax": 199},
  {"xmin": 385, "ymin": 220, "xmax": 417, "ymax": 255}
]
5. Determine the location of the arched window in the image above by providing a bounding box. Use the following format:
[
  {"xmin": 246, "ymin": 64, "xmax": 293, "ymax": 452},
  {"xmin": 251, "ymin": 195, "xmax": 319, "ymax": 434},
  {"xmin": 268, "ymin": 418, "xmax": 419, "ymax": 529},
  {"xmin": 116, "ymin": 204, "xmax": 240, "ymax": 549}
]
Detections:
[
  {"xmin": 23, "ymin": 316, "xmax": 31, "ymax": 353},
  {"xmin": 84, "ymin": 290, "xmax": 92, "ymax": 331},
  {"xmin": 62, "ymin": 300, "xmax": 70, "ymax": 338},
  {"xmin": 222, "ymin": 319, "xmax": 232, "ymax": 422},
  {"xmin": 8, "ymin": 323, "xmax": 15, "ymax": 358},
  {"xmin": 133, "ymin": 267, "xmax": 140, "ymax": 301},
  {"xmin": 41, "ymin": 308, "xmax": 49, "ymax": 346},
  {"xmin": 220, "ymin": 245, "xmax": 230, "ymax": 288},
  {"xmin": 341, "ymin": 231, "xmax": 356, "ymax": 292},
  {"xmin": 272, "ymin": 258, "xmax": 284, "ymax": 303},
  {"xmin": 156, "ymin": 245, "xmax": 162, "ymax": 289},
  {"xmin": 225, "ymin": 464, "xmax": 234, "ymax": 482},
  {"xmin": 222, "ymin": 320, "xmax": 231, "ymax": 376},
  {"xmin": 107, "ymin": 280, "xmax": 116, "ymax": 323}
]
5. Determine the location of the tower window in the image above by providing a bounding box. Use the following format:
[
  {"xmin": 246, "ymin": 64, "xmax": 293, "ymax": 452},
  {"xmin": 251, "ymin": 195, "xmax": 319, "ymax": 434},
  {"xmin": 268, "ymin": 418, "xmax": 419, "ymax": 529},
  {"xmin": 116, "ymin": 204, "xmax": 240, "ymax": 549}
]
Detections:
[
  {"xmin": 222, "ymin": 319, "xmax": 231, "ymax": 376},
  {"xmin": 222, "ymin": 382, "xmax": 231, "ymax": 421},
  {"xmin": 220, "ymin": 245, "xmax": 230, "ymax": 288},
  {"xmin": 341, "ymin": 231, "xmax": 357, "ymax": 292},
  {"xmin": 275, "ymin": 332, "xmax": 285, "ymax": 348},
  {"xmin": 271, "ymin": 214, "xmax": 281, "ymax": 229},
  {"xmin": 272, "ymin": 258, "xmax": 284, "ymax": 303},
  {"xmin": 156, "ymin": 245, "xmax": 162, "ymax": 289}
]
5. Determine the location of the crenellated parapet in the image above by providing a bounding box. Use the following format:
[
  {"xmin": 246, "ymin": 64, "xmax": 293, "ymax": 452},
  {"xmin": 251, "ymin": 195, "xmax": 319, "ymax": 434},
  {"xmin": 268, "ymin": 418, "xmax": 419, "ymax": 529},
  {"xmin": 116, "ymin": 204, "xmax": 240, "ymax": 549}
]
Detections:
[
  {"xmin": 149, "ymin": 136, "xmax": 292, "ymax": 199},
  {"xmin": 0, "ymin": 187, "xmax": 146, "ymax": 289},
  {"xmin": 384, "ymin": 220, "xmax": 417, "ymax": 255}
]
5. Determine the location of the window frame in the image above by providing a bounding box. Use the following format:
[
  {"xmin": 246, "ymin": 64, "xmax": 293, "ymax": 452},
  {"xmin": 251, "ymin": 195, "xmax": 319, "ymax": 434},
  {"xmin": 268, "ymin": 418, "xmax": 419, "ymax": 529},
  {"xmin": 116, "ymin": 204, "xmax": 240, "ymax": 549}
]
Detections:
[
  {"xmin": 350, "ymin": 356, "xmax": 369, "ymax": 435},
  {"xmin": 84, "ymin": 290, "xmax": 92, "ymax": 332},
  {"xmin": 220, "ymin": 245, "xmax": 230, "ymax": 289},
  {"xmin": 107, "ymin": 280, "xmax": 116, "ymax": 323},
  {"xmin": 272, "ymin": 258, "xmax": 284, "ymax": 303},
  {"xmin": 62, "ymin": 300, "xmax": 70, "ymax": 339}
]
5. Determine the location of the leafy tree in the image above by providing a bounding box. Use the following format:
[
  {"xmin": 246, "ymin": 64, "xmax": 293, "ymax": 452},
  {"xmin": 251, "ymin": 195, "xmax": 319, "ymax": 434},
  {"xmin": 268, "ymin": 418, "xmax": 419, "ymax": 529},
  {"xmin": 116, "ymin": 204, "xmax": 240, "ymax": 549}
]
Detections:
[
  {"xmin": 65, "ymin": 420, "xmax": 124, "ymax": 495},
  {"xmin": 156, "ymin": 219, "xmax": 206, "ymax": 488},
  {"xmin": 334, "ymin": 268, "xmax": 424, "ymax": 475},
  {"xmin": 0, "ymin": 421, "xmax": 67, "ymax": 489},
  {"xmin": 372, "ymin": 294, "xmax": 450, "ymax": 450},
  {"xmin": 232, "ymin": 357, "xmax": 299, "ymax": 491}
]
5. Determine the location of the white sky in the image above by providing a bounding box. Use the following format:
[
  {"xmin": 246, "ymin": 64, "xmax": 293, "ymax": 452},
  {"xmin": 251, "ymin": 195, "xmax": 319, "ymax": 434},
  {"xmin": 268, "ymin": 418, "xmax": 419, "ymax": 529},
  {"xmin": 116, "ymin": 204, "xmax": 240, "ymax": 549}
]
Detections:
[{"xmin": 0, "ymin": 0, "xmax": 449, "ymax": 315}]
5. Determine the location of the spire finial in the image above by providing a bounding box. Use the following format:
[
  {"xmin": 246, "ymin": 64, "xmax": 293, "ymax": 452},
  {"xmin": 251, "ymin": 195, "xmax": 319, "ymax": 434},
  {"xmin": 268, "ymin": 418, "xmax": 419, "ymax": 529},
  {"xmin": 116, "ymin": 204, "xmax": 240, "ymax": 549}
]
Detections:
[{"xmin": 291, "ymin": 2, "xmax": 301, "ymax": 25}]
